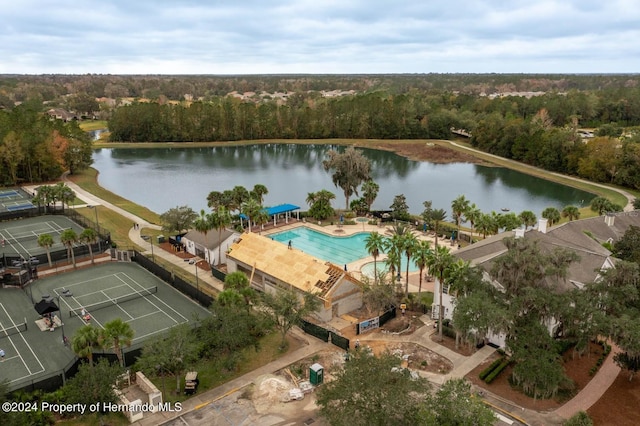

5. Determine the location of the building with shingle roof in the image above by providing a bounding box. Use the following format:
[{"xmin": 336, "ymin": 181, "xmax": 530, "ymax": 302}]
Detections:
[
  {"xmin": 182, "ymin": 228, "xmax": 239, "ymax": 265},
  {"xmin": 226, "ymin": 232, "xmax": 363, "ymax": 321},
  {"xmin": 435, "ymin": 211, "xmax": 640, "ymax": 346}
]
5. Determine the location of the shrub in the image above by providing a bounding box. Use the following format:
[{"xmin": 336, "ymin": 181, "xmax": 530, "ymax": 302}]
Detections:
[
  {"xmin": 479, "ymin": 358, "xmax": 504, "ymax": 380},
  {"xmin": 485, "ymin": 359, "xmax": 510, "ymax": 384}
]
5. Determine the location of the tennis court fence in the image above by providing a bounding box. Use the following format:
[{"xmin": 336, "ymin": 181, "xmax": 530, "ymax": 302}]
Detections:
[
  {"xmin": 0, "ymin": 321, "xmax": 28, "ymax": 339},
  {"xmin": 132, "ymin": 251, "xmax": 214, "ymax": 308},
  {"xmin": 68, "ymin": 286, "xmax": 158, "ymax": 318}
]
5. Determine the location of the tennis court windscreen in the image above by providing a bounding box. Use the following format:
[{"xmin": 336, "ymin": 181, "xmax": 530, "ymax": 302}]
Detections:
[
  {"xmin": 0, "ymin": 322, "xmax": 27, "ymax": 339},
  {"xmin": 69, "ymin": 286, "xmax": 158, "ymax": 318}
]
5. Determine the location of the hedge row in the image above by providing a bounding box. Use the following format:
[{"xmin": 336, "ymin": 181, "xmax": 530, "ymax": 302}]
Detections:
[
  {"xmin": 479, "ymin": 358, "xmax": 504, "ymax": 381},
  {"xmin": 485, "ymin": 359, "xmax": 511, "ymax": 384}
]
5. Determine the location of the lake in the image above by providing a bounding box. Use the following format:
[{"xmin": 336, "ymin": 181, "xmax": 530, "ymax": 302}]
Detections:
[{"xmin": 91, "ymin": 144, "xmax": 594, "ymax": 216}]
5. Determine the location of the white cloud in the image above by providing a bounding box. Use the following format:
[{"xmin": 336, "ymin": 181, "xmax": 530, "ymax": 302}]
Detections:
[{"xmin": 0, "ymin": 0, "xmax": 638, "ymax": 74}]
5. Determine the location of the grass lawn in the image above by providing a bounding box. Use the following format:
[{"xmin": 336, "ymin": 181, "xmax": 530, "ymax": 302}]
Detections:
[
  {"xmin": 68, "ymin": 168, "xmax": 161, "ymax": 225},
  {"xmin": 150, "ymin": 331, "xmax": 303, "ymax": 404},
  {"xmin": 78, "ymin": 120, "xmax": 108, "ymax": 131}
]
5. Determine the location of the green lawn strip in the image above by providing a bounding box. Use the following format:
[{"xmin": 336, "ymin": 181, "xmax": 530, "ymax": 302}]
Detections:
[
  {"xmin": 443, "ymin": 140, "xmax": 630, "ymax": 206},
  {"xmin": 78, "ymin": 120, "xmax": 109, "ymax": 131},
  {"xmin": 68, "ymin": 168, "xmax": 161, "ymax": 224},
  {"xmin": 155, "ymin": 331, "xmax": 302, "ymax": 404}
]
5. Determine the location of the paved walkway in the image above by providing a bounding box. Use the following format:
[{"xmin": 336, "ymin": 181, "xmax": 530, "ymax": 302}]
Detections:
[
  {"xmin": 54, "ymin": 177, "xmax": 226, "ymax": 294},
  {"xmin": 38, "ymin": 177, "xmax": 625, "ymax": 425},
  {"xmin": 554, "ymin": 343, "xmax": 621, "ymax": 420},
  {"xmin": 136, "ymin": 329, "xmax": 328, "ymax": 426},
  {"xmin": 447, "ymin": 140, "xmax": 637, "ymax": 212}
]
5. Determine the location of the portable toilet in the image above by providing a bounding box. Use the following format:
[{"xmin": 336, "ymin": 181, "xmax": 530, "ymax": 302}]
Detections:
[{"xmin": 309, "ymin": 363, "xmax": 324, "ymax": 385}]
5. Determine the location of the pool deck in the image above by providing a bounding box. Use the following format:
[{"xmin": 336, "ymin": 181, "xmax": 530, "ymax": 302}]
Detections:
[{"xmin": 262, "ymin": 218, "xmax": 460, "ymax": 294}]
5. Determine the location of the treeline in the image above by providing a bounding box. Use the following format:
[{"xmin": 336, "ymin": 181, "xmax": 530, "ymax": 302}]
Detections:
[
  {"xmin": 107, "ymin": 89, "xmax": 640, "ymax": 189},
  {"xmin": 0, "ymin": 105, "xmax": 93, "ymax": 185},
  {"xmin": 2, "ymin": 73, "xmax": 640, "ymax": 105},
  {"xmin": 109, "ymin": 88, "xmax": 640, "ymax": 142}
]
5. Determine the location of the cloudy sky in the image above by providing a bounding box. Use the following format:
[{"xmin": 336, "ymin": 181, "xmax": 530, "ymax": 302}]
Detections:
[{"xmin": 2, "ymin": 0, "xmax": 639, "ymax": 74}]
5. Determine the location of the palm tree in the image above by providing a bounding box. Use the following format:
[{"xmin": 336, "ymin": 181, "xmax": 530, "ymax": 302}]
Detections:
[
  {"xmin": 451, "ymin": 195, "xmax": 470, "ymax": 243},
  {"xmin": 79, "ymin": 228, "xmax": 98, "ymax": 264},
  {"xmin": 384, "ymin": 249, "xmax": 401, "ymax": 291},
  {"xmin": 210, "ymin": 206, "xmax": 232, "ymax": 266},
  {"xmin": 250, "ymin": 184, "xmax": 269, "ymax": 205},
  {"xmin": 413, "ymin": 240, "xmax": 432, "ymax": 299},
  {"xmin": 364, "ymin": 232, "xmax": 385, "ymax": 283},
  {"xmin": 71, "ymin": 325, "xmax": 102, "ymax": 367},
  {"xmin": 519, "ymin": 210, "xmax": 537, "ymax": 230},
  {"xmin": 231, "ymin": 185, "xmax": 250, "ymax": 215},
  {"xmin": 542, "ymin": 207, "xmax": 561, "ymax": 226},
  {"xmin": 402, "ymin": 232, "xmax": 419, "ymax": 296},
  {"xmin": 429, "ymin": 209, "xmax": 447, "ymax": 248},
  {"xmin": 101, "ymin": 318, "xmax": 134, "ymax": 367},
  {"xmin": 193, "ymin": 209, "xmax": 214, "ymax": 261},
  {"xmin": 463, "ymin": 203, "xmax": 482, "ymax": 240},
  {"xmin": 361, "ymin": 180, "xmax": 380, "ymax": 211},
  {"xmin": 385, "ymin": 222, "xmax": 410, "ymax": 280},
  {"xmin": 561, "ymin": 205, "xmax": 581, "ymax": 221},
  {"xmin": 37, "ymin": 233, "xmax": 54, "ymax": 267},
  {"xmin": 206, "ymin": 190, "xmax": 225, "ymax": 210},
  {"xmin": 426, "ymin": 245, "xmax": 455, "ymax": 341},
  {"xmin": 60, "ymin": 229, "xmax": 78, "ymax": 268},
  {"xmin": 55, "ymin": 183, "xmax": 76, "ymax": 212},
  {"xmin": 242, "ymin": 198, "xmax": 262, "ymax": 232}
]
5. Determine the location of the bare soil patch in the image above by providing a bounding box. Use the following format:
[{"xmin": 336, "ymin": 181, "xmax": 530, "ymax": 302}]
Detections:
[
  {"xmin": 588, "ymin": 370, "xmax": 640, "ymax": 426},
  {"xmin": 365, "ymin": 141, "xmax": 484, "ymax": 164},
  {"xmin": 466, "ymin": 342, "xmax": 607, "ymax": 412},
  {"xmin": 364, "ymin": 341, "xmax": 453, "ymax": 374},
  {"xmin": 429, "ymin": 332, "xmax": 476, "ymax": 357}
]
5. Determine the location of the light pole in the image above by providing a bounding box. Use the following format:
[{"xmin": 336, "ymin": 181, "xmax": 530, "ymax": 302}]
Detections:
[
  {"xmin": 194, "ymin": 261, "xmax": 200, "ymax": 295},
  {"xmin": 87, "ymin": 205, "xmax": 100, "ymax": 234},
  {"xmin": 52, "ymin": 290, "xmax": 73, "ymax": 345},
  {"xmin": 144, "ymin": 235, "xmax": 155, "ymax": 262}
]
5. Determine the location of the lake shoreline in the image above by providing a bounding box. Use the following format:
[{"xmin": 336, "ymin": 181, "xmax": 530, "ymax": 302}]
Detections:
[{"xmin": 93, "ymin": 138, "xmax": 631, "ymax": 207}]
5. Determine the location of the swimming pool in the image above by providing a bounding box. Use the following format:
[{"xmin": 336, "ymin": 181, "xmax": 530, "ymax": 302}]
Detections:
[
  {"xmin": 270, "ymin": 226, "xmax": 420, "ymax": 272},
  {"xmin": 361, "ymin": 260, "xmax": 419, "ymax": 278},
  {"xmin": 270, "ymin": 227, "xmax": 370, "ymax": 265}
]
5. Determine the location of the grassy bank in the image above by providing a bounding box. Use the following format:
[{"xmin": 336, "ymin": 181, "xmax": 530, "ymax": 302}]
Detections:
[{"xmin": 68, "ymin": 168, "xmax": 161, "ymax": 224}]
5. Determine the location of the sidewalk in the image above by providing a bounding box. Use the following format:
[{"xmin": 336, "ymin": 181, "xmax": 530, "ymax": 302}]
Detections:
[
  {"xmin": 136, "ymin": 329, "xmax": 329, "ymax": 426},
  {"xmin": 57, "ymin": 178, "xmax": 225, "ymax": 294}
]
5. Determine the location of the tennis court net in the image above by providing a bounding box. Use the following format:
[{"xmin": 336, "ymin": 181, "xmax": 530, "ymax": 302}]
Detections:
[
  {"xmin": 69, "ymin": 286, "xmax": 158, "ymax": 318},
  {"xmin": 0, "ymin": 321, "xmax": 28, "ymax": 339}
]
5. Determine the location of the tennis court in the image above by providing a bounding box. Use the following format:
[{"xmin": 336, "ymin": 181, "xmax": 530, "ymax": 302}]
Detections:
[
  {"xmin": 1, "ymin": 262, "xmax": 210, "ymax": 392},
  {"xmin": 0, "ymin": 188, "xmax": 35, "ymax": 213},
  {"xmin": 0, "ymin": 215, "xmax": 85, "ymax": 257},
  {"xmin": 0, "ymin": 289, "xmax": 48, "ymax": 389}
]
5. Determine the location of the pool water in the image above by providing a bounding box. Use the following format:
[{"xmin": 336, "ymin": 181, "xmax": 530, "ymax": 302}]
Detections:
[
  {"xmin": 271, "ymin": 227, "xmax": 370, "ymax": 265},
  {"xmin": 270, "ymin": 226, "xmax": 419, "ymax": 272},
  {"xmin": 361, "ymin": 260, "xmax": 419, "ymax": 278}
]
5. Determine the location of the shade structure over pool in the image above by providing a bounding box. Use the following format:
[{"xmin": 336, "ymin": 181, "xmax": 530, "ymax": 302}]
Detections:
[{"xmin": 239, "ymin": 203, "xmax": 300, "ymax": 228}]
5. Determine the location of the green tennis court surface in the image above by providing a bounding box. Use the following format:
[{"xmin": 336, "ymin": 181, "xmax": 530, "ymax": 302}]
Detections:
[
  {"xmin": 0, "ymin": 262, "xmax": 210, "ymax": 392},
  {"xmin": 0, "ymin": 215, "xmax": 85, "ymax": 257}
]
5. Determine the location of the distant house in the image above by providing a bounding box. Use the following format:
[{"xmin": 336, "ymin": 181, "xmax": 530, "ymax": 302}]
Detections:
[
  {"xmin": 46, "ymin": 108, "xmax": 77, "ymax": 122},
  {"xmin": 226, "ymin": 233, "xmax": 363, "ymax": 322},
  {"xmin": 181, "ymin": 228, "xmax": 240, "ymax": 266},
  {"xmin": 436, "ymin": 212, "xmax": 640, "ymax": 347}
]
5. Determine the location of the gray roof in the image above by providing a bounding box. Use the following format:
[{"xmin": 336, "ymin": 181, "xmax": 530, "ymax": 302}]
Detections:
[
  {"xmin": 455, "ymin": 211, "xmax": 640, "ymax": 292},
  {"xmin": 183, "ymin": 229, "xmax": 236, "ymax": 250}
]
